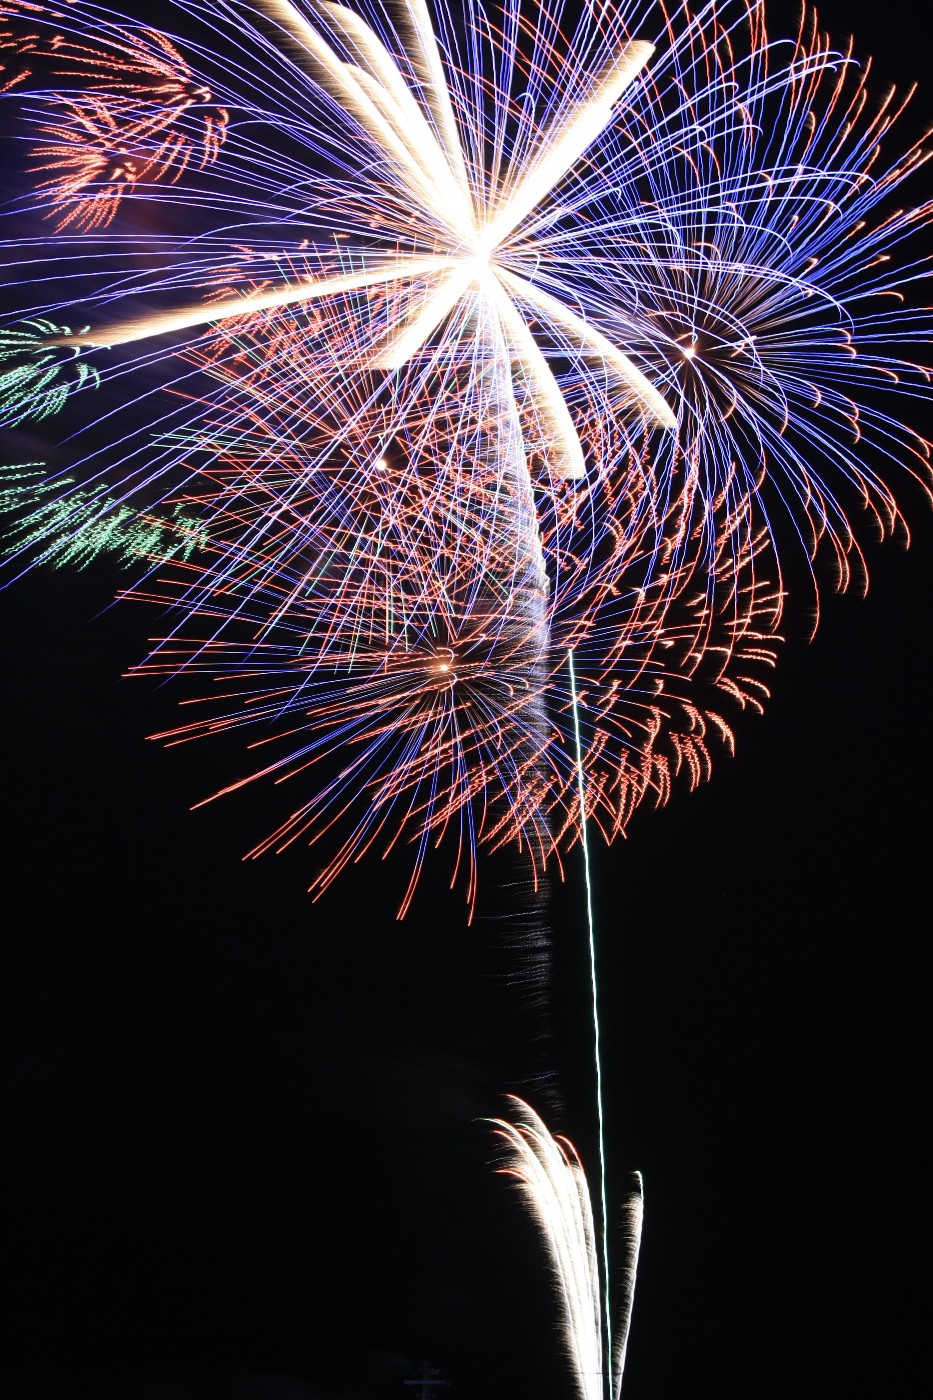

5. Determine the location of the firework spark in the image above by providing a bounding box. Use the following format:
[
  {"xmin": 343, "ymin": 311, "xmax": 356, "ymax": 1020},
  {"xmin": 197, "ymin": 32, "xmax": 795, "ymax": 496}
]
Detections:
[
  {"xmin": 1, "ymin": 460, "xmax": 207, "ymax": 569},
  {"xmin": 3, "ymin": 5, "xmax": 228, "ymax": 228}
]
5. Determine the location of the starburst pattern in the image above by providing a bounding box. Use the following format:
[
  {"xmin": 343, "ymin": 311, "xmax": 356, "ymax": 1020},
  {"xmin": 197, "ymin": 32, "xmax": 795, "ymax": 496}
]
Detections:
[{"xmin": 0, "ymin": 0, "xmax": 930, "ymax": 904}]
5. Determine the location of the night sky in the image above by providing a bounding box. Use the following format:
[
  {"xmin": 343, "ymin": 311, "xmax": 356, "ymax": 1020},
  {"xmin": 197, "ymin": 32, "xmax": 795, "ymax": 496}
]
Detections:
[{"xmin": 2, "ymin": 3, "xmax": 930, "ymax": 1399}]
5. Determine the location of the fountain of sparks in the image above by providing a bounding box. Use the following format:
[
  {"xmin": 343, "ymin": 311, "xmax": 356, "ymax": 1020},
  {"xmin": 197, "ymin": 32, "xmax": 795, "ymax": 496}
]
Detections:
[{"xmin": 492, "ymin": 1098, "xmax": 644, "ymax": 1400}]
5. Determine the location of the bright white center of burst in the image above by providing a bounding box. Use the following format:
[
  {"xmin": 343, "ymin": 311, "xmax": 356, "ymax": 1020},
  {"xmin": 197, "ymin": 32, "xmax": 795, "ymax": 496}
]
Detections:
[
  {"xmin": 463, "ymin": 251, "xmax": 496, "ymax": 287},
  {"xmin": 469, "ymin": 227, "xmax": 497, "ymax": 260}
]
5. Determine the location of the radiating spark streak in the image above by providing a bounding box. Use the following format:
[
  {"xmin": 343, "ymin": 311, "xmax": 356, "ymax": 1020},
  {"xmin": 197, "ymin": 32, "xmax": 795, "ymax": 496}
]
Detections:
[
  {"xmin": 484, "ymin": 41, "xmax": 655, "ymax": 247},
  {"xmin": 491, "ymin": 275, "xmax": 586, "ymax": 479},
  {"xmin": 61, "ymin": 256, "xmax": 449, "ymax": 346},
  {"xmin": 394, "ymin": 0, "xmax": 474, "ymax": 208},
  {"xmin": 346, "ymin": 61, "xmax": 467, "ymax": 215},
  {"xmin": 569, "ymin": 648, "xmax": 611, "ymax": 1389},
  {"xmin": 322, "ymin": 2, "xmax": 472, "ymax": 218},
  {"xmin": 254, "ymin": 0, "xmax": 464, "ymax": 224},
  {"xmin": 496, "ymin": 268, "xmax": 679, "ymax": 430},
  {"xmin": 374, "ymin": 262, "xmax": 476, "ymax": 370}
]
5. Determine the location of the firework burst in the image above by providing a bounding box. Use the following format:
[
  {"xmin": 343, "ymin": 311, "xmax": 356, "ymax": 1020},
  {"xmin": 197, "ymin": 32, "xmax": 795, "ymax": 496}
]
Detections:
[{"xmin": 0, "ymin": 0, "xmax": 930, "ymax": 901}]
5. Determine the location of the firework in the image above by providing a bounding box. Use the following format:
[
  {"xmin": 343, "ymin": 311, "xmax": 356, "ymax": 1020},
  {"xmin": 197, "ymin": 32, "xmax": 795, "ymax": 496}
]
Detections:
[
  {"xmin": 0, "ymin": 0, "xmax": 930, "ymax": 900},
  {"xmin": 0, "ymin": 460, "xmax": 207, "ymax": 569},
  {"xmin": 0, "ymin": 3, "xmax": 37, "ymax": 93},
  {"xmin": 0, "ymin": 318, "xmax": 99, "ymax": 426},
  {"xmin": 3, "ymin": 4, "xmax": 227, "ymax": 228},
  {"xmin": 491, "ymin": 1097, "xmax": 643, "ymax": 1400}
]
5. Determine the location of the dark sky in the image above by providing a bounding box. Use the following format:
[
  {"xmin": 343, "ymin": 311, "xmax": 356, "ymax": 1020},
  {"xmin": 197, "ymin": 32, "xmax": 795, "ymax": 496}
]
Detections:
[{"xmin": 2, "ymin": 3, "xmax": 930, "ymax": 1399}]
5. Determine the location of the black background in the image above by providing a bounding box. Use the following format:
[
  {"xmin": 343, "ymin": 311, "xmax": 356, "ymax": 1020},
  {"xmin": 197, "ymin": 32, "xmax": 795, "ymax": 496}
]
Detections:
[{"xmin": 2, "ymin": 3, "xmax": 930, "ymax": 1398}]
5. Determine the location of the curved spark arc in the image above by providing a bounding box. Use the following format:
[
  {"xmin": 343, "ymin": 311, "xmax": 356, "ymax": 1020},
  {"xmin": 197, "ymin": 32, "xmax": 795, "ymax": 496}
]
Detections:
[
  {"xmin": 612, "ymin": 1174, "xmax": 643, "ymax": 1400},
  {"xmin": 493, "ymin": 1099, "xmax": 604, "ymax": 1400}
]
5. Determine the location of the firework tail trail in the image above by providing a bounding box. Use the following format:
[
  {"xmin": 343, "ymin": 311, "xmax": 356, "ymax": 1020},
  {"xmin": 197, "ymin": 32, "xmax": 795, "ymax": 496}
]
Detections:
[
  {"xmin": 492, "ymin": 1098, "xmax": 603, "ymax": 1400},
  {"xmin": 568, "ymin": 647, "xmax": 611, "ymax": 1395}
]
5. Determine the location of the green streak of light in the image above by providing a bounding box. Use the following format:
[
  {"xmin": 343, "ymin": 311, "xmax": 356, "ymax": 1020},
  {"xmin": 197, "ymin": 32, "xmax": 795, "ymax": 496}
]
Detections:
[{"xmin": 568, "ymin": 648, "xmax": 611, "ymax": 1400}]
